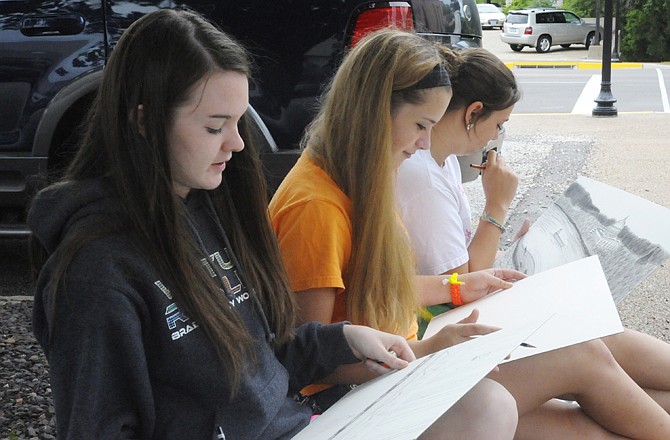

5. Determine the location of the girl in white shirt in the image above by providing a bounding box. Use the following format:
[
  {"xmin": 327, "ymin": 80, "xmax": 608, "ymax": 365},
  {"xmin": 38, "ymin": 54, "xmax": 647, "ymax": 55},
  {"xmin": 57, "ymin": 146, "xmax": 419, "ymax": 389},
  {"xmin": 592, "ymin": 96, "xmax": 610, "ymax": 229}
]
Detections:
[{"xmin": 398, "ymin": 47, "xmax": 670, "ymax": 440}]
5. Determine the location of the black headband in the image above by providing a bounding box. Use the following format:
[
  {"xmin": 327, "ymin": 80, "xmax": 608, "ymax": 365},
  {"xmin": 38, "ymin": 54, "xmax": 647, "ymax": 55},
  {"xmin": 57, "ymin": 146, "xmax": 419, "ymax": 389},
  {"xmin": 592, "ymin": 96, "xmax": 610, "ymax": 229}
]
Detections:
[{"xmin": 407, "ymin": 63, "xmax": 451, "ymax": 90}]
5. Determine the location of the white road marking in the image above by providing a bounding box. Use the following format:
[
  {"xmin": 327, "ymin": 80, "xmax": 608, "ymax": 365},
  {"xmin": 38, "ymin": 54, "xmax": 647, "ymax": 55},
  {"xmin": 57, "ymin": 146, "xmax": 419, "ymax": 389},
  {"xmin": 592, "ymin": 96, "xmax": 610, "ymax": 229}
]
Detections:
[
  {"xmin": 571, "ymin": 74, "xmax": 603, "ymax": 114},
  {"xmin": 657, "ymin": 69, "xmax": 670, "ymax": 113}
]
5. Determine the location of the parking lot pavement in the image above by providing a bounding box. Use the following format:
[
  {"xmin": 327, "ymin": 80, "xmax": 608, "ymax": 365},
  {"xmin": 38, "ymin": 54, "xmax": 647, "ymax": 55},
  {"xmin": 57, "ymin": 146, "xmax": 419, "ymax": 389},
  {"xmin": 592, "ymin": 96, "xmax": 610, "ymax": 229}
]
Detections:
[{"xmin": 465, "ymin": 112, "xmax": 670, "ymax": 343}]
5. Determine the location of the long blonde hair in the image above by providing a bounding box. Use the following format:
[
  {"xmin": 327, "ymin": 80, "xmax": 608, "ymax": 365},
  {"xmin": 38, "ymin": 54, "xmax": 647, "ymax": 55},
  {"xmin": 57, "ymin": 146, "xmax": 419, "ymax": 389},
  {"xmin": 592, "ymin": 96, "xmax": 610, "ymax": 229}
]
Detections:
[{"xmin": 305, "ymin": 29, "xmax": 449, "ymax": 335}]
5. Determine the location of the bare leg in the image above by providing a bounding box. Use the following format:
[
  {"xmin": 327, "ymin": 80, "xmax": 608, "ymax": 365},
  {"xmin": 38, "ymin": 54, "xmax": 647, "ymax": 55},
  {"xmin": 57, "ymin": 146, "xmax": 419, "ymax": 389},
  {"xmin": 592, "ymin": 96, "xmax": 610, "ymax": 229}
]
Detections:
[
  {"xmin": 514, "ymin": 399, "xmax": 630, "ymax": 440},
  {"xmin": 419, "ymin": 378, "xmax": 518, "ymax": 440},
  {"xmin": 489, "ymin": 339, "xmax": 670, "ymax": 440},
  {"xmin": 603, "ymin": 328, "xmax": 670, "ymax": 412}
]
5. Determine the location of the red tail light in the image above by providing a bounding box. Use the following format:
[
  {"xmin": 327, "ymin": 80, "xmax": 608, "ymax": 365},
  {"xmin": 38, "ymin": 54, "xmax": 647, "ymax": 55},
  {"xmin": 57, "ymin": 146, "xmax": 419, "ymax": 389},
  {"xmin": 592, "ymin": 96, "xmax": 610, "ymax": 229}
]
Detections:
[
  {"xmin": 350, "ymin": 6, "xmax": 414, "ymax": 47},
  {"xmin": 524, "ymin": 26, "xmax": 533, "ymax": 35}
]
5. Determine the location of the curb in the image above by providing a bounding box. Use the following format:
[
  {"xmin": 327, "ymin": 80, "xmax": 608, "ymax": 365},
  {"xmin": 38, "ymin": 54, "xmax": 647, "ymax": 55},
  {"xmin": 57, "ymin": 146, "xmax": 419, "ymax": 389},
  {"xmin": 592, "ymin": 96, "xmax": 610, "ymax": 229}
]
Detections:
[
  {"xmin": 0, "ymin": 295, "xmax": 33, "ymax": 302},
  {"xmin": 504, "ymin": 61, "xmax": 644, "ymax": 69}
]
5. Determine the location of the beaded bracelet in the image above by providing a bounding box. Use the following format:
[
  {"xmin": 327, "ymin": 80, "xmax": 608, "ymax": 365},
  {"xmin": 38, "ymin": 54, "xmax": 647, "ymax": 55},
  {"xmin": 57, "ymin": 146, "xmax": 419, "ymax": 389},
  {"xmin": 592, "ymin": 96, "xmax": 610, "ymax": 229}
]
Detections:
[
  {"xmin": 441, "ymin": 272, "xmax": 463, "ymax": 306},
  {"xmin": 481, "ymin": 211, "xmax": 506, "ymax": 233}
]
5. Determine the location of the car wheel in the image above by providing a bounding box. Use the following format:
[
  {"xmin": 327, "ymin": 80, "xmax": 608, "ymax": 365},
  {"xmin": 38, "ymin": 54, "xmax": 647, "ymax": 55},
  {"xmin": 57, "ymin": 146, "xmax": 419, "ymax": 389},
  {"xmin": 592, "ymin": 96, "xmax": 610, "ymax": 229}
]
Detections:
[
  {"xmin": 535, "ymin": 35, "xmax": 552, "ymax": 53},
  {"xmin": 510, "ymin": 44, "xmax": 523, "ymax": 52},
  {"xmin": 586, "ymin": 31, "xmax": 596, "ymax": 49},
  {"xmin": 560, "ymin": 44, "xmax": 571, "ymax": 48}
]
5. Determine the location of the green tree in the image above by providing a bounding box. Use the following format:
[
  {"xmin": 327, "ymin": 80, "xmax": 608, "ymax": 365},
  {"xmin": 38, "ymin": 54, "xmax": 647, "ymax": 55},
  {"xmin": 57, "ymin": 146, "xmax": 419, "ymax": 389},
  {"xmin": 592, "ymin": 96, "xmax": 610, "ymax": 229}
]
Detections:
[
  {"xmin": 562, "ymin": 0, "xmax": 669, "ymax": 61},
  {"xmin": 621, "ymin": 0, "xmax": 670, "ymax": 61},
  {"xmin": 561, "ymin": 0, "xmax": 596, "ymax": 17},
  {"xmin": 505, "ymin": 0, "xmax": 553, "ymax": 12}
]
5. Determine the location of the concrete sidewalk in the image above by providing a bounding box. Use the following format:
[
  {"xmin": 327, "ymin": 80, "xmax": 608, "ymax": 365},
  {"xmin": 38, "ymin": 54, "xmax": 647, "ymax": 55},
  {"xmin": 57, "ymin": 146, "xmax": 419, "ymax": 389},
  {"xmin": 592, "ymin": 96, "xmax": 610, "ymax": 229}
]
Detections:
[
  {"xmin": 532, "ymin": 113, "xmax": 669, "ymax": 343},
  {"xmin": 482, "ymin": 33, "xmax": 670, "ymax": 342},
  {"xmin": 502, "ymin": 113, "xmax": 670, "ymax": 343}
]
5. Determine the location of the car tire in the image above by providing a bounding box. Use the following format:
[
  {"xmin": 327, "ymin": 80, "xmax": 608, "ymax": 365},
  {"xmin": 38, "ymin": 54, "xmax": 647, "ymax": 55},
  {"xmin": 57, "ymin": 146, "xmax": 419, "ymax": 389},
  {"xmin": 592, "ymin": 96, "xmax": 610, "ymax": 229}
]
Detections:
[
  {"xmin": 510, "ymin": 44, "xmax": 523, "ymax": 52},
  {"xmin": 535, "ymin": 35, "xmax": 552, "ymax": 53},
  {"xmin": 586, "ymin": 31, "xmax": 596, "ymax": 49},
  {"xmin": 560, "ymin": 44, "xmax": 571, "ymax": 48}
]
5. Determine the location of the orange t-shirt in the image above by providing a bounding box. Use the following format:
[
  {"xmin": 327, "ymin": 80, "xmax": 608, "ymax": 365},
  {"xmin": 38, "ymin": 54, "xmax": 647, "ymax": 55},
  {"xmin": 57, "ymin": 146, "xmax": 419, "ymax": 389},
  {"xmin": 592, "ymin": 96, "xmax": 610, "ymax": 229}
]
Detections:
[
  {"xmin": 269, "ymin": 153, "xmax": 418, "ymax": 395},
  {"xmin": 269, "ymin": 153, "xmax": 352, "ymax": 325}
]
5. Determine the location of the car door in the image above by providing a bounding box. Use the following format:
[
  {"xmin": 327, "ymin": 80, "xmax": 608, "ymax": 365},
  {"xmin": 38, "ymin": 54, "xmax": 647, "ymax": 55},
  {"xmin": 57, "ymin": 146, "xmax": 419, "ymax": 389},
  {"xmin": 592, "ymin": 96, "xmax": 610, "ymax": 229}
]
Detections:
[
  {"xmin": 561, "ymin": 11, "xmax": 587, "ymax": 44},
  {"xmin": 0, "ymin": 0, "xmax": 105, "ymax": 154},
  {"xmin": 533, "ymin": 12, "xmax": 552, "ymax": 41},
  {"xmin": 548, "ymin": 11, "xmax": 568, "ymax": 44},
  {"xmin": 0, "ymin": 0, "xmax": 110, "ymax": 216}
]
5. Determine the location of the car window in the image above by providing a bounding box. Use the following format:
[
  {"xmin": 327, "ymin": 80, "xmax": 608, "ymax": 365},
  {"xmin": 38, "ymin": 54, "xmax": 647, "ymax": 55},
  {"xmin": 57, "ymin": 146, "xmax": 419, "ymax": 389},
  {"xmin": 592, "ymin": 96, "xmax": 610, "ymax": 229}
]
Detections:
[
  {"xmin": 535, "ymin": 12, "xmax": 564, "ymax": 24},
  {"xmin": 563, "ymin": 12, "xmax": 581, "ymax": 24},
  {"xmin": 507, "ymin": 13, "xmax": 528, "ymax": 24},
  {"xmin": 551, "ymin": 12, "xmax": 566, "ymax": 23},
  {"xmin": 477, "ymin": 4, "xmax": 500, "ymax": 13}
]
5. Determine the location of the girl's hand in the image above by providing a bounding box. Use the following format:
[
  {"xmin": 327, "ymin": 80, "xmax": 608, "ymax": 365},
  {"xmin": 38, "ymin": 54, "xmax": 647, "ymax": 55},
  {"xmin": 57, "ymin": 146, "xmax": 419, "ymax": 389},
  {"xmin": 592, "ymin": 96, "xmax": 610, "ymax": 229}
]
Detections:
[
  {"xmin": 458, "ymin": 268, "xmax": 525, "ymax": 303},
  {"xmin": 342, "ymin": 325, "xmax": 416, "ymax": 374},
  {"xmin": 428, "ymin": 309, "xmax": 501, "ymax": 350},
  {"xmin": 481, "ymin": 150, "xmax": 518, "ymax": 213},
  {"xmin": 513, "ymin": 218, "xmax": 532, "ymax": 241}
]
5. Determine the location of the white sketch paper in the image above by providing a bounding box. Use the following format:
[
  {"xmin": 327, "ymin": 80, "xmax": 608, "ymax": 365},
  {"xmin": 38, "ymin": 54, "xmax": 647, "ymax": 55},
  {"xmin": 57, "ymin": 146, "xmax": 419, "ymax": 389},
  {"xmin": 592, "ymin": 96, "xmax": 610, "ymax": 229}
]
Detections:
[
  {"xmin": 292, "ymin": 318, "xmax": 548, "ymax": 440},
  {"xmin": 496, "ymin": 176, "xmax": 670, "ymax": 303},
  {"xmin": 424, "ymin": 255, "xmax": 624, "ymax": 362}
]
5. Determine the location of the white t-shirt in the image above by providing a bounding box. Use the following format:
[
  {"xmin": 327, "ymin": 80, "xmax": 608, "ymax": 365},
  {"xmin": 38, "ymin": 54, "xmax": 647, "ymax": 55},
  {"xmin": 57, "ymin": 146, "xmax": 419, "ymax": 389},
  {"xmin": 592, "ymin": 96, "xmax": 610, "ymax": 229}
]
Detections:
[{"xmin": 396, "ymin": 150, "xmax": 472, "ymax": 275}]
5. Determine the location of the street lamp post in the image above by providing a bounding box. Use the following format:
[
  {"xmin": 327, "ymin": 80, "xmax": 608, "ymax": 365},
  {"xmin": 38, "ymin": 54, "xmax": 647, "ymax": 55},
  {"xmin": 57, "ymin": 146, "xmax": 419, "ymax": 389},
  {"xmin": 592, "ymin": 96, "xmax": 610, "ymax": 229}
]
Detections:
[{"xmin": 593, "ymin": 0, "xmax": 618, "ymax": 117}]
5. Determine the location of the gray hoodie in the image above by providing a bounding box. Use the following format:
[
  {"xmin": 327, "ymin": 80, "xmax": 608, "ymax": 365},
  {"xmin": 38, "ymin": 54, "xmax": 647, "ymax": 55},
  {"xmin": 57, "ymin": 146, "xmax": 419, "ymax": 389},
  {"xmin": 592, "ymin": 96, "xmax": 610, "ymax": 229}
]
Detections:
[{"xmin": 28, "ymin": 179, "xmax": 359, "ymax": 440}]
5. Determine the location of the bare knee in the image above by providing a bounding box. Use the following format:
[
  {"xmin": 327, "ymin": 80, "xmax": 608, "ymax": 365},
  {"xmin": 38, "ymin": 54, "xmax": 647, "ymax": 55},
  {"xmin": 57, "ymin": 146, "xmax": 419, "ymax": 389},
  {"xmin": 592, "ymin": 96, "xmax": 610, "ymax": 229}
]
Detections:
[
  {"xmin": 573, "ymin": 339, "xmax": 619, "ymax": 369},
  {"xmin": 420, "ymin": 379, "xmax": 518, "ymax": 440},
  {"xmin": 467, "ymin": 379, "xmax": 518, "ymax": 420}
]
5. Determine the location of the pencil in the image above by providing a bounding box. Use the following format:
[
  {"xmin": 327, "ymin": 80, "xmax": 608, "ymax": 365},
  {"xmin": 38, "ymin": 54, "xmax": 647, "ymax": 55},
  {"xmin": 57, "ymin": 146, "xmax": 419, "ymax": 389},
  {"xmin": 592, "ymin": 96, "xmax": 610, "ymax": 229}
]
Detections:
[{"xmin": 469, "ymin": 163, "xmax": 487, "ymax": 170}]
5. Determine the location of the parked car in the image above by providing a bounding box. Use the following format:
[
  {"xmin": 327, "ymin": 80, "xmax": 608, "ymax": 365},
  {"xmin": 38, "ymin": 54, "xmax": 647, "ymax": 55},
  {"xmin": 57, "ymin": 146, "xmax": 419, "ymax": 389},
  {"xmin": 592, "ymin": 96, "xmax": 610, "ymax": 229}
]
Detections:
[
  {"xmin": 500, "ymin": 8, "xmax": 597, "ymax": 53},
  {"xmin": 0, "ymin": 0, "xmax": 483, "ymax": 237},
  {"xmin": 476, "ymin": 3, "xmax": 506, "ymax": 30}
]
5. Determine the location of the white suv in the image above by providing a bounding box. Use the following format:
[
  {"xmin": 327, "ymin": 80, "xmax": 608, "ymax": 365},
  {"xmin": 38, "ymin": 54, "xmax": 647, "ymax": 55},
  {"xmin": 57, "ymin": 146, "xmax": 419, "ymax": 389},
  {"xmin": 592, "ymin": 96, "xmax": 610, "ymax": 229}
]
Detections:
[{"xmin": 500, "ymin": 8, "xmax": 597, "ymax": 53}]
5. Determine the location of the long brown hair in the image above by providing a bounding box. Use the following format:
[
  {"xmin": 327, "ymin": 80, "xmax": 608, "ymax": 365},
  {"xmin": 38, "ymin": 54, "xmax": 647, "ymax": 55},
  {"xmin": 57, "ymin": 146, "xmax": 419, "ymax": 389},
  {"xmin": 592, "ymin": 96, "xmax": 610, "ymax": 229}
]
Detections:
[
  {"xmin": 305, "ymin": 29, "xmax": 450, "ymax": 335},
  {"xmin": 31, "ymin": 9, "xmax": 296, "ymax": 394}
]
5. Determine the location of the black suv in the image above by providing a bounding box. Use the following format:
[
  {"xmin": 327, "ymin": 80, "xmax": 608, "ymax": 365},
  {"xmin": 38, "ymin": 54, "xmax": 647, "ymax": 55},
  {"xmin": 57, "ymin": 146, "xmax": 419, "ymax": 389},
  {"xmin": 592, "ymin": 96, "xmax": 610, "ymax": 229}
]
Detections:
[{"xmin": 0, "ymin": 0, "xmax": 482, "ymax": 236}]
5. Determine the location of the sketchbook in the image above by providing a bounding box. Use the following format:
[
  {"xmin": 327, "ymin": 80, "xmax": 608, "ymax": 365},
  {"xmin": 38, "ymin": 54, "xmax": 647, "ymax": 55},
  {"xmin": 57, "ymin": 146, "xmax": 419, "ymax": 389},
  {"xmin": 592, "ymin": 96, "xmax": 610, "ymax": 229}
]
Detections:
[
  {"xmin": 424, "ymin": 255, "xmax": 624, "ymax": 363},
  {"xmin": 292, "ymin": 318, "xmax": 548, "ymax": 440},
  {"xmin": 495, "ymin": 176, "xmax": 670, "ymax": 304}
]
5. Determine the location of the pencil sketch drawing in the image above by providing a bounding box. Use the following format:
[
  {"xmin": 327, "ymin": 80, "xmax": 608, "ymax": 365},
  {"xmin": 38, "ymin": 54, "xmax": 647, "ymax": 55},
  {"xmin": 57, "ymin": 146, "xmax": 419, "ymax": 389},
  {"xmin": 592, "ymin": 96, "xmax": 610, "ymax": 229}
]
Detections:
[
  {"xmin": 292, "ymin": 320, "xmax": 546, "ymax": 440},
  {"xmin": 496, "ymin": 177, "xmax": 670, "ymax": 303}
]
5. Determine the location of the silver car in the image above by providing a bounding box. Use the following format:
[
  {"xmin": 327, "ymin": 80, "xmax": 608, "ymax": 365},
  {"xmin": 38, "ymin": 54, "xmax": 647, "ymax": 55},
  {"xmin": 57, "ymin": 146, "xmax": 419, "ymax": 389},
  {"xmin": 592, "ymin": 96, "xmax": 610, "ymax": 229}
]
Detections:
[
  {"xmin": 500, "ymin": 8, "xmax": 597, "ymax": 53},
  {"xmin": 477, "ymin": 3, "xmax": 506, "ymax": 30}
]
